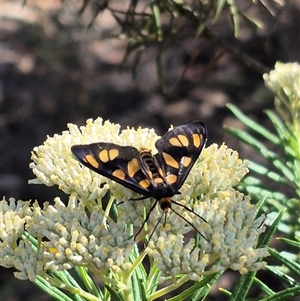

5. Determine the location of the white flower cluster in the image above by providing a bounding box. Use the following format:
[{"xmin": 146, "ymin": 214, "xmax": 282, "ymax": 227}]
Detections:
[
  {"xmin": 190, "ymin": 143, "xmax": 249, "ymax": 195},
  {"xmin": 1, "ymin": 118, "xmax": 268, "ymax": 282},
  {"xmin": 263, "ymin": 61, "xmax": 300, "ymax": 126},
  {"xmin": 0, "ymin": 198, "xmax": 37, "ymax": 280},
  {"xmin": 147, "ymin": 191, "xmax": 267, "ymax": 280},
  {"xmin": 1, "ymin": 196, "xmax": 134, "ymax": 280},
  {"xmin": 263, "ymin": 62, "xmax": 300, "ymax": 102}
]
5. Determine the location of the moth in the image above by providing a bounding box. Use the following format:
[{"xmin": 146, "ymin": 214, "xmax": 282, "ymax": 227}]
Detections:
[{"xmin": 71, "ymin": 120, "xmax": 207, "ymax": 238}]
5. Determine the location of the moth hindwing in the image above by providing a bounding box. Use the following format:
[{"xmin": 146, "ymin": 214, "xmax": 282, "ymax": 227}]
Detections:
[{"xmin": 71, "ymin": 120, "xmax": 207, "ymax": 199}]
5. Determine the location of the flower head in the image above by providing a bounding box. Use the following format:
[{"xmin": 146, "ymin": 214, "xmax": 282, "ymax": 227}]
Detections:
[
  {"xmin": 263, "ymin": 62, "xmax": 300, "ymax": 130},
  {"xmin": 0, "ymin": 197, "xmax": 37, "ymax": 280},
  {"xmin": 2, "ymin": 118, "xmax": 268, "ymax": 283},
  {"xmin": 147, "ymin": 190, "xmax": 267, "ymax": 280},
  {"xmin": 1, "ymin": 196, "xmax": 134, "ymax": 280}
]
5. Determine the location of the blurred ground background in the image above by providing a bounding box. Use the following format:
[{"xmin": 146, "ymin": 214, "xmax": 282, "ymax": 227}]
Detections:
[{"xmin": 1, "ymin": 0, "xmax": 300, "ymax": 300}]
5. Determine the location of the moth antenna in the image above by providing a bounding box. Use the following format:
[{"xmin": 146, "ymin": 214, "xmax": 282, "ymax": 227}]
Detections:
[
  {"xmin": 169, "ymin": 206, "xmax": 207, "ymax": 241},
  {"xmin": 144, "ymin": 210, "xmax": 165, "ymax": 245},
  {"xmin": 134, "ymin": 199, "xmax": 159, "ymax": 240},
  {"xmin": 171, "ymin": 200, "xmax": 207, "ymax": 223}
]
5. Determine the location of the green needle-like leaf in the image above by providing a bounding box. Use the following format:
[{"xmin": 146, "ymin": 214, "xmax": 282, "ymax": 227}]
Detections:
[
  {"xmin": 226, "ymin": 126, "xmax": 295, "ymax": 183},
  {"xmin": 34, "ymin": 275, "xmax": 77, "ymax": 301},
  {"xmin": 268, "ymin": 248, "xmax": 300, "ymax": 277},
  {"xmin": 227, "ymin": 271, "xmax": 257, "ymax": 301},
  {"xmin": 227, "ymin": 104, "xmax": 280, "ymax": 145},
  {"xmin": 259, "ymin": 286, "xmax": 300, "ymax": 301},
  {"xmin": 104, "ymin": 285, "xmax": 124, "ymax": 301},
  {"xmin": 253, "ymin": 277, "xmax": 275, "ymax": 296}
]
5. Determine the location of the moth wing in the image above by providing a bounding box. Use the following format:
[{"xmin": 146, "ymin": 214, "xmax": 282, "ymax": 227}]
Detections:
[
  {"xmin": 154, "ymin": 121, "xmax": 207, "ymax": 191},
  {"xmin": 71, "ymin": 143, "xmax": 151, "ymax": 196}
]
